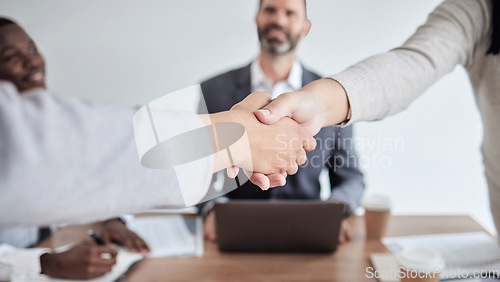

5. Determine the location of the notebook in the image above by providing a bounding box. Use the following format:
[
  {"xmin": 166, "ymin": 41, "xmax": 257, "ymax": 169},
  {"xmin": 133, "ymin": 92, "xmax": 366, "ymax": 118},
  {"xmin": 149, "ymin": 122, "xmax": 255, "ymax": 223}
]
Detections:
[
  {"xmin": 379, "ymin": 232, "xmax": 500, "ymax": 280},
  {"xmin": 127, "ymin": 213, "xmax": 203, "ymax": 257}
]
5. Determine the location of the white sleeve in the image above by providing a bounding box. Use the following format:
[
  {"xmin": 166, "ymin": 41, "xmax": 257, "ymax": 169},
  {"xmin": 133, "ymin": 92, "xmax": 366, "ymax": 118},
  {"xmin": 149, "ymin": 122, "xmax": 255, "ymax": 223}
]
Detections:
[
  {"xmin": 0, "ymin": 81, "xmax": 213, "ymax": 226},
  {"xmin": 0, "ymin": 244, "xmax": 49, "ymax": 280}
]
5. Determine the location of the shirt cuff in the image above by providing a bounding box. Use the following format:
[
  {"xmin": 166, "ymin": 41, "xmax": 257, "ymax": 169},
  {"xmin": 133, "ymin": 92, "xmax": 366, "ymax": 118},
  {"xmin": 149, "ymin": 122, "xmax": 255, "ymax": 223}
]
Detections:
[
  {"xmin": 338, "ymin": 107, "xmax": 352, "ymax": 127},
  {"xmin": 323, "ymin": 77, "xmax": 353, "ymax": 127},
  {"xmin": 0, "ymin": 246, "xmax": 50, "ymax": 279}
]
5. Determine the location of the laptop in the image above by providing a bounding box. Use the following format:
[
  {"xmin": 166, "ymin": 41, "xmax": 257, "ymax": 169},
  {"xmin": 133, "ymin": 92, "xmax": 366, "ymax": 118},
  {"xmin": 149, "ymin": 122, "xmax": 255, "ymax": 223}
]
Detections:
[{"xmin": 214, "ymin": 200, "xmax": 346, "ymax": 253}]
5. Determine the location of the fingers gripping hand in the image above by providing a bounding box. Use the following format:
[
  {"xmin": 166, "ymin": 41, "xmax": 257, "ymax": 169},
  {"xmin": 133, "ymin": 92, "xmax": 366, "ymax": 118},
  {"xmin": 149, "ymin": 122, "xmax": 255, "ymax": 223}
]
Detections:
[
  {"xmin": 226, "ymin": 91, "xmax": 317, "ymax": 190},
  {"xmin": 255, "ymin": 91, "xmax": 323, "ymax": 136}
]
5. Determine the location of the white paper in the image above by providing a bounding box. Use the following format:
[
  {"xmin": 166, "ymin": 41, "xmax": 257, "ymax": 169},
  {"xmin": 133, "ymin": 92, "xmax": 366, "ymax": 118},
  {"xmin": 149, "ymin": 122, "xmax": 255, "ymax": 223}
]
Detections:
[
  {"xmin": 382, "ymin": 232, "xmax": 500, "ymax": 279},
  {"xmin": 128, "ymin": 214, "xmax": 202, "ymax": 258},
  {"xmin": 383, "ymin": 232, "xmax": 500, "ymax": 264}
]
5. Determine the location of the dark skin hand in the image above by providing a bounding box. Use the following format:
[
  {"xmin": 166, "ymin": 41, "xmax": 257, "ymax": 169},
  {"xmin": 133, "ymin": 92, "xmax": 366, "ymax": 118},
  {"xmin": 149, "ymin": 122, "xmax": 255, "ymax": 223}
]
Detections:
[
  {"xmin": 39, "ymin": 219, "xmax": 149, "ymax": 279},
  {"xmin": 338, "ymin": 219, "xmax": 353, "ymax": 244},
  {"xmin": 101, "ymin": 218, "xmax": 151, "ymax": 254},
  {"xmin": 40, "ymin": 241, "xmax": 117, "ymax": 280}
]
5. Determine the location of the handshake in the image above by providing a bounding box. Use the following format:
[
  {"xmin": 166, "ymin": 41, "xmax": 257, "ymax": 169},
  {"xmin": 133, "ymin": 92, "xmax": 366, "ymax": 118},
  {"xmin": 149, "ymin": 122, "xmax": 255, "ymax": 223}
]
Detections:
[
  {"xmin": 208, "ymin": 88, "xmax": 329, "ymax": 190},
  {"xmin": 135, "ymin": 78, "xmax": 348, "ymax": 194}
]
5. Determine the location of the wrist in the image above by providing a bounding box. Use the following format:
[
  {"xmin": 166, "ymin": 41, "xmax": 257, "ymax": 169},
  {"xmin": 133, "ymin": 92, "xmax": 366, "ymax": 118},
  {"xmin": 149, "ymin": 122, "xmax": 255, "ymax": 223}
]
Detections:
[
  {"xmin": 207, "ymin": 110, "xmax": 249, "ymax": 173},
  {"xmin": 304, "ymin": 78, "xmax": 350, "ymax": 126},
  {"xmin": 209, "ymin": 110, "xmax": 245, "ymax": 126},
  {"xmin": 40, "ymin": 253, "xmax": 55, "ymax": 275}
]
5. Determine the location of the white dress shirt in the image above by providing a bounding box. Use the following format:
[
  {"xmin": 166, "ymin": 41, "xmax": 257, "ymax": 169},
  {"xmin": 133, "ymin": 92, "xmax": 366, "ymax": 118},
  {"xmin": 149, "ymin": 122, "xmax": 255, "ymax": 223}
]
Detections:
[
  {"xmin": 250, "ymin": 58, "xmax": 303, "ymax": 98},
  {"xmin": 0, "ymin": 244, "xmax": 49, "ymax": 280}
]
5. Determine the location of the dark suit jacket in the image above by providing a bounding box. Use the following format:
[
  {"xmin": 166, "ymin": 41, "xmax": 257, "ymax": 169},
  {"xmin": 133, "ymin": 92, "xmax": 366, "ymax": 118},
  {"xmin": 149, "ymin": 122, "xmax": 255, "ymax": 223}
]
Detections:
[{"xmin": 198, "ymin": 64, "xmax": 364, "ymax": 215}]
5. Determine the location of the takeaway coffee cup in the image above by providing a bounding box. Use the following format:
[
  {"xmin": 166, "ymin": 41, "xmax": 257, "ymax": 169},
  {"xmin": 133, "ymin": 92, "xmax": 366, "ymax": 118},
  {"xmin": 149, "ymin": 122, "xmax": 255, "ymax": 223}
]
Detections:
[
  {"xmin": 362, "ymin": 194, "xmax": 392, "ymax": 240},
  {"xmin": 397, "ymin": 248, "xmax": 444, "ymax": 282}
]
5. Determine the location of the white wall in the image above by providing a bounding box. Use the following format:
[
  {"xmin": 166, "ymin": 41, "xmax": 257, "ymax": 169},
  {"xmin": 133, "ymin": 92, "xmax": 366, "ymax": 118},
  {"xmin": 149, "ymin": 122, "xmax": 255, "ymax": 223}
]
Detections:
[{"xmin": 1, "ymin": 0, "xmax": 494, "ymax": 234}]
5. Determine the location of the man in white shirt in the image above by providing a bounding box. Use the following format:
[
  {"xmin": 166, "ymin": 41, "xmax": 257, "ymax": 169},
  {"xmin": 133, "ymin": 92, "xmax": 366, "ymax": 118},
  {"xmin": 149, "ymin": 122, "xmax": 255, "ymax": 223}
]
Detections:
[{"xmin": 199, "ymin": 0, "xmax": 365, "ymax": 244}]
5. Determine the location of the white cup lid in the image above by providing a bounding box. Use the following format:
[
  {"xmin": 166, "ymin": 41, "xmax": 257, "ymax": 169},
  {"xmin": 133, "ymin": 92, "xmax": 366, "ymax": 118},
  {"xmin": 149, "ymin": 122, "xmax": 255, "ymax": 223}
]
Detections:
[
  {"xmin": 362, "ymin": 194, "xmax": 392, "ymax": 210},
  {"xmin": 397, "ymin": 248, "xmax": 445, "ymax": 273}
]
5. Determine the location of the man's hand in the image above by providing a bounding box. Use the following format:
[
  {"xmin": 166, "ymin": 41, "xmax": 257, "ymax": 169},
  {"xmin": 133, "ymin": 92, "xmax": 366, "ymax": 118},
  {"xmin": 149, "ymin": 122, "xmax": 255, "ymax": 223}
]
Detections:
[
  {"xmin": 224, "ymin": 91, "xmax": 315, "ymax": 189},
  {"xmin": 228, "ymin": 79, "xmax": 349, "ymax": 190},
  {"xmin": 210, "ymin": 93, "xmax": 316, "ymax": 187},
  {"xmin": 230, "ymin": 109, "xmax": 315, "ymax": 174},
  {"xmin": 101, "ymin": 218, "xmax": 150, "ymax": 254},
  {"xmin": 254, "ymin": 78, "xmax": 350, "ymax": 136},
  {"xmin": 40, "ymin": 241, "xmax": 117, "ymax": 280},
  {"xmin": 203, "ymin": 210, "xmax": 217, "ymax": 242},
  {"xmin": 228, "ymin": 92, "xmax": 286, "ymax": 189},
  {"xmin": 255, "ymin": 90, "xmax": 323, "ymax": 136},
  {"xmin": 338, "ymin": 219, "xmax": 352, "ymax": 244}
]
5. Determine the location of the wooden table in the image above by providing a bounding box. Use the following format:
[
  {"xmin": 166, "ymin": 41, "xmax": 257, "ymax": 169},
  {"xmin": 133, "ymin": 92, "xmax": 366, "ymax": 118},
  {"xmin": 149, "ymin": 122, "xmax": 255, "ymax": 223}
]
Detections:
[{"xmin": 41, "ymin": 215, "xmax": 488, "ymax": 281}]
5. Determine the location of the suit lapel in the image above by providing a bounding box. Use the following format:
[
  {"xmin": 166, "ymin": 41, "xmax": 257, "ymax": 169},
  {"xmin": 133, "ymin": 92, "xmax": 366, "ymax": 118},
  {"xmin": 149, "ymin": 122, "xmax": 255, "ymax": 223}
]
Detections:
[
  {"xmin": 234, "ymin": 64, "xmax": 252, "ymax": 106},
  {"xmin": 301, "ymin": 66, "xmax": 321, "ymax": 86}
]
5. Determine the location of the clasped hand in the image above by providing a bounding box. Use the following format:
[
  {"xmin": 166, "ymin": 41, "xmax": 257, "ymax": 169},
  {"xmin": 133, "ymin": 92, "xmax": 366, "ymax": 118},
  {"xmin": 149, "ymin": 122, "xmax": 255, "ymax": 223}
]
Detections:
[{"xmin": 220, "ymin": 90, "xmax": 319, "ymax": 190}]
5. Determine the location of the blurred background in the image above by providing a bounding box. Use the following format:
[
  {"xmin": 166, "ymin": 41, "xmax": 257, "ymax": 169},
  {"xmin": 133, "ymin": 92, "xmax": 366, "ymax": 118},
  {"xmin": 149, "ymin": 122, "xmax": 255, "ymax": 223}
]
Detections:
[{"xmin": 1, "ymin": 0, "xmax": 492, "ymax": 234}]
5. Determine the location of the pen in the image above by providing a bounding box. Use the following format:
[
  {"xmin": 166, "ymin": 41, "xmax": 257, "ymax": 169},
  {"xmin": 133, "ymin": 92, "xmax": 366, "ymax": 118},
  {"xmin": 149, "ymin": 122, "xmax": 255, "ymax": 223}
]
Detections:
[{"xmin": 87, "ymin": 229, "xmax": 106, "ymax": 245}]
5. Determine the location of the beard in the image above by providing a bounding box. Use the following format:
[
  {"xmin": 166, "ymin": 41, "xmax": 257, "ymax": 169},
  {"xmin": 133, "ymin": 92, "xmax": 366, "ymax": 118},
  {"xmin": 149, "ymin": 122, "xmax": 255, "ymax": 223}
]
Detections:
[{"xmin": 258, "ymin": 24, "xmax": 301, "ymax": 55}]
